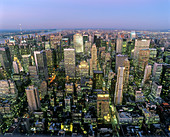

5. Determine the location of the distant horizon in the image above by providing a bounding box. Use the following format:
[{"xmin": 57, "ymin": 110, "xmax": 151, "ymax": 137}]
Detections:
[
  {"xmin": 0, "ymin": 28, "xmax": 169, "ymax": 32},
  {"xmin": 0, "ymin": 0, "xmax": 170, "ymax": 30}
]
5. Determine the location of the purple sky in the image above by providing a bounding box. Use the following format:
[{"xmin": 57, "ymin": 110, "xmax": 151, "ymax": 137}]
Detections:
[{"xmin": 0, "ymin": 0, "xmax": 169, "ymax": 30}]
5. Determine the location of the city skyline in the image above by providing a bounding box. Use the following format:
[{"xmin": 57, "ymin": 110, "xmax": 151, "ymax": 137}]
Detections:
[{"xmin": 0, "ymin": 0, "xmax": 170, "ymax": 30}]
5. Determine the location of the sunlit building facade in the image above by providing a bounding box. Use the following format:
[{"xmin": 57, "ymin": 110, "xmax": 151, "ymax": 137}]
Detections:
[{"xmin": 64, "ymin": 48, "xmax": 76, "ymax": 77}]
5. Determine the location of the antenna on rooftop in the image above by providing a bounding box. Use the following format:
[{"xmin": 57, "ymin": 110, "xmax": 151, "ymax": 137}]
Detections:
[{"xmin": 19, "ymin": 24, "xmax": 23, "ymax": 35}]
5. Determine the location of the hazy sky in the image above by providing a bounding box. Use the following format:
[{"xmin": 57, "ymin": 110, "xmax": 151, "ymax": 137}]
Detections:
[{"xmin": 0, "ymin": 0, "xmax": 169, "ymax": 30}]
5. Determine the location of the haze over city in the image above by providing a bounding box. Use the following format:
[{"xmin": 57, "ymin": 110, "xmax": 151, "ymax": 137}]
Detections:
[{"xmin": 0, "ymin": 0, "xmax": 170, "ymax": 30}]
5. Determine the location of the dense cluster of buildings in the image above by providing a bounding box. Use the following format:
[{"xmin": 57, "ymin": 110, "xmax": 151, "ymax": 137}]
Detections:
[{"xmin": 0, "ymin": 29, "xmax": 169, "ymax": 136}]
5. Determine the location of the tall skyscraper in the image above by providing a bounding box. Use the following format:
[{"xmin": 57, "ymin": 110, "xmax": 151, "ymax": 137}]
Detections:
[
  {"xmin": 45, "ymin": 49, "xmax": 55, "ymax": 73},
  {"xmin": 0, "ymin": 47, "xmax": 12, "ymax": 76},
  {"xmin": 90, "ymin": 44, "xmax": 97, "ymax": 76},
  {"xmin": 22, "ymin": 54, "xmax": 31, "ymax": 73},
  {"xmin": 97, "ymin": 92, "xmax": 110, "ymax": 121},
  {"xmin": 64, "ymin": 49, "xmax": 76, "ymax": 77},
  {"xmin": 130, "ymin": 31, "xmax": 136, "ymax": 39},
  {"xmin": 25, "ymin": 85, "xmax": 41, "ymax": 112},
  {"xmin": 134, "ymin": 39, "xmax": 150, "ymax": 59},
  {"xmin": 73, "ymin": 33, "xmax": 84, "ymax": 53},
  {"xmin": 84, "ymin": 41, "xmax": 91, "ymax": 56},
  {"xmin": 78, "ymin": 60, "xmax": 89, "ymax": 77},
  {"xmin": 93, "ymin": 70, "xmax": 104, "ymax": 90},
  {"xmin": 114, "ymin": 67, "xmax": 125, "ymax": 105},
  {"xmin": 138, "ymin": 49, "xmax": 150, "ymax": 71},
  {"xmin": 29, "ymin": 66, "xmax": 39, "ymax": 85},
  {"xmin": 152, "ymin": 62, "xmax": 162, "ymax": 83},
  {"xmin": 0, "ymin": 80, "xmax": 17, "ymax": 97},
  {"xmin": 13, "ymin": 61, "xmax": 20, "ymax": 74},
  {"xmin": 34, "ymin": 50, "xmax": 48, "ymax": 80},
  {"xmin": 39, "ymin": 80, "xmax": 48, "ymax": 99},
  {"xmin": 123, "ymin": 59, "xmax": 130, "ymax": 91},
  {"xmin": 115, "ymin": 54, "xmax": 128, "ymax": 73},
  {"xmin": 83, "ymin": 34, "xmax": 88, "ymax": 45},
  {"xmin": 142, "ymin": 64, "xmax": 152, "ymax": 84},
  {"xmin": 151, "ymin": 82, "xmax": 162, "ymax": 98},
  {"xmin": 160, "ymin": 64, "xmax": 170, "ymax": 97},
  {"xmin": 116, "ymin": 38, "xmax": 123, "ymax": 54}
]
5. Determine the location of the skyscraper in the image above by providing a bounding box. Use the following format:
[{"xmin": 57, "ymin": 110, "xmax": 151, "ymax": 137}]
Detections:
[
  {"xmin": 0, "ymin": 47, "xmax": 12, "ymax": 76},
  {"xmin": 116, "ymin": 38, "xmax": 123, "ymax": 54},
  {"xmin": 34, "ymin": 50, "xmax": 48, "ymax": 80},
  {"xmin": 152, "ymin": 62, "xmax": 162, "ymax": 83},
  {"xmin": 130, "ymin": 31, "xmax": 136, "ymax": 39},
  {"xmin": 93, "ymin": 70, "xmax": 104, "ymax": 90},
  {"xmin": 78, "ymin": 60, "xmax": 89, "ymax": 77},
  {"xmin": 83, "ymin": 34, "xmax": 88, "ymax": 45},
  {"xmin": 90, "ymin": 44, "xmax": 97, "ymax": 76},
  {"xmin": 45, "ymin": 49, "xmax": 55, "ymax": 73},
  {"xmin": 138, "ymin": 49, "xmax": 150, "ymax": 71},
  {"xmin": 73, "ymin": 33, "xmax": 84, "ymax": 53},
  {"xmin": 114, "ymin": 67, "xmax": 125, "ymax": 105},
  {"xmin": 84, "ymin": 41, "xmax": 91, "ymax": 56},
  {"xmin": 160, "ymin": 64, "xmax": 170, "ymax": 97},
  {"xmin": 151, "ymin": 82, "xmax": 162, "ymax": 98},
  {"xmin": 142, "ymin": 64, "xmax": 152, "ymax": 84},
  {"xmin": 97, "ymin": 92, "xmax": 110, "ymax": 121},
  {"xmin": 64, "ymin": 48, "xmax": 76, "ymax": 77},
  {"xmin": 13, "ymin": 61, "xmax": 20, "ymax": 74},
  {"xmin": 25, "ymin": 85, "xmax": 41, "ymax": 112},
  {"xmin": 123, "ymin": 59, "xmax": 130, "ymax": 91},
  {"xmin": 22, "ymin": 54, "xmax": 31, "ymax": 73},
  {"xmin": 115, "ymin": 54, "xmax": 128, "ymax": 73},
  {"xmin": 134, "ymin": 39, "xmax": 150, "ymax": 59},
  {"xmin": 29, "ymin": 66, "xmax": 39, "ymax": 85}
]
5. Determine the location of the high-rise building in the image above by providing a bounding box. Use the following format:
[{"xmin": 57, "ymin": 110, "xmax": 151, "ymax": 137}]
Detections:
[
  {"xmin": 22, "ymin": 54, "xmax": 31, "ymax": 73},
  {"xmin": 64, "ymin": 49, "xmax": 76, "ymax": 77},
  {"xmin": 151, "ymin": 82, "xmax": 162, "ymax": 98},
  {"xmin": 130, "ymin": 31, "xmax": 136, "ymax": 39},
  {"xmin": 134, "ymin": 39, "xmax": 150, "ymax": 59},
  {"xmin": 122, "ymin": 39, "xmax": 127, "ymax": 55},
  {"xmin": 160, "ymin": 64, "xmax": 170, "ymax": 97},
  {"xmin": 45, "ymin": 49, "xmax": 55, "ymax": 73},
  {"xmin": 28, "ymin": 66, "xmax": 39, "ymax": 85},
  {"xmin": 138, "ymin": 49, "xmax": 150, "ymax": 71},
  {"xmin": 34, "ymin": 50, "xmax": 48, "ymax": 80},
  {"xmin": 115, "ymin": 54, "xmax": 128, "ymax": 73},
  {"xmin": 93, "ymin": 34, "xmax": 101, "ymax": 44},
  {"xmin": 93, "ymin": 70, "xmax": 104, "ymax": 90},
  {"xmin": 78, "ymin": 60, "xmax": 89, "ymax": 77},
  {"xmin": 13, "ymin": 61, "xmax": 20, "ymax": 74},
  {"xmin": 39, "ymin": 80, "xmax": 48, "ymax": 99},
  {"xmin": 114, "ymin": 67, "xmax": 125, "ymax": 105},
  {"xmin": 83, "ymin": 34, "xmax": 88, "ymax": 45},
  {"xmin": 0, "ymin": 47, "xmax": 12, "ymax": 76},
  {"xmin": 97, "ymin": 92, "xmax": 110, "ymax": 121},
  {"xmin": 84, "ymin": 41, "xmax": 91, "ymax": 56},
  {"xmin": 116, "ymin": 38, "xmax": 123, "ymax": 54},
  {"xmin": 65, "ymin": 96, "xmax": 71, "ymax": 112},
  {"xmin": 0, "ymin": 80, "xmax": 17, "ymax": 97},
  {"xmin": 25, "ymin": 85, "xmax": 41, "ymax": 112},
  {"xmin": 135, "ymin": 90, "xmax": 145, "ymax": 102},
  {"xmin": 90, "ymin": 44, "xmax": 97, "ymax": 76},
  {"xmin": 73, "ymin": 33, "xmax": 84, "ymax": 53},
  {"xmin": 149, "ymin": 48, "xmax": 157, "ymax": 59},
  {"xmin": 152, "ymin": 62, "xmax": 162, "ymax": 83},
  {"xmin": 123, "ymin": 59, "xmax": 130, "ymax": 91},
  {"xmin": 142, "ymin": 64, "xmax": 152, "ymax": 84}
]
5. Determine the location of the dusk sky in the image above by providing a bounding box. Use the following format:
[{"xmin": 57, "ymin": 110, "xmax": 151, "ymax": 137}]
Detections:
[{"xmin": 0, "ymin": 0, "xmax": 169, "ymax": 30}]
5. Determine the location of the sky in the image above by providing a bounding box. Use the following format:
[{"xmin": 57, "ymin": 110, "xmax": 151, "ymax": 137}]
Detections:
[{"xmin": 0, "ymin": 0, "xmax": 170, "ymax": 30}]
